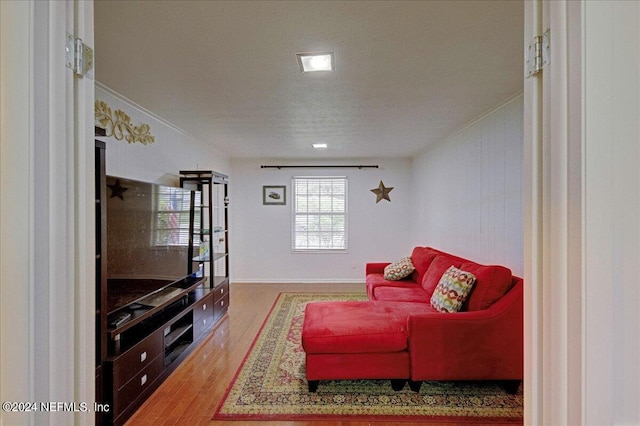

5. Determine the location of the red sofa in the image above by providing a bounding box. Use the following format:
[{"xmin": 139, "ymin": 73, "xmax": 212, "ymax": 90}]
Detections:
[{"xmin": 302, "ymin": 247, "xmax": 523, "ymax": 393}]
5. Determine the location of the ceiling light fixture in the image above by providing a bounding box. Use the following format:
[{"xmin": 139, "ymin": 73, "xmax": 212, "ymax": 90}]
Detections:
[
  {"xmin": 297, "ymin": 52, "xmax": 334, "ymax": 72},
  {"xmin": 312, "ymin": 143, "xmax": 328, "ymax": 149}
]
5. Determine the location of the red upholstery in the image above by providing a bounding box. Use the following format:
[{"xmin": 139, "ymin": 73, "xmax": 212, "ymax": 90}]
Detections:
[
  {"xmin": 305, "ymin": 352, "xmax": 410, "ymax": 381},
  {"xmin": 460, "ymin": 262, "xmax": 514, "ymax": 311},
  {"xmin": 304, "ymin": 247, "xmax": 523, "ymax": 390},
  {"xmin": 420, "ymin": 255, "xmax": 463, "ymax": 298},
  {"xmin": 365, "ymin": 272, "xmax": 418, "ymax": 299},
  {"xmin": 409, "ymin": 246, "xmax": 439, "ymax": 284},
  {"xmin": 302, "ymin": 301, "xmax": 410, "ymax": 354},
  {"xmin": 303, "ymin": 301, "xmax": 432, "ymax": 382},
  {"xmin": 365, "ymin": 247, "xmax": 441, "ymax": 300},
  {"xmin": 367, "ymin": 247, "xmax": 516, "ymax": 310},
  {"xmin": 373, "ymin": 285, "xmax": 429, "ymax": 302},
  {"xmin": 408, "ymin": 276, "xmax": 523, "ymax": 381}
]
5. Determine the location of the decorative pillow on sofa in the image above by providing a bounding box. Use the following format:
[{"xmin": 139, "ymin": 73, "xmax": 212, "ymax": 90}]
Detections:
[
  {"xmin": 430, "ymin": 266, "xmax": 477, "ymax": 313},
  {"xmin": 383, "ymin": 257, "xmax": 416, "ymax": 280}
]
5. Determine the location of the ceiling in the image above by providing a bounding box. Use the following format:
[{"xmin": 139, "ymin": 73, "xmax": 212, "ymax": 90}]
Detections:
[{"xmin": 94, "ymin": 1, "xmax": 523, "ymax": 159}]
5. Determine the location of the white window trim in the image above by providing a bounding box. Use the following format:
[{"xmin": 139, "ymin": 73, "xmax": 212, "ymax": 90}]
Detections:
[{"xmin": 291, "ymin": 176, "xmax": 348, "ymax": 253}]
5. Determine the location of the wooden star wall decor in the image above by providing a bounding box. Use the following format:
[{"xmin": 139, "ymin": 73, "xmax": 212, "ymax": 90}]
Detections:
[{"xmin": 370, "ymin": 180, "xmax": 393, "ymax": 203}]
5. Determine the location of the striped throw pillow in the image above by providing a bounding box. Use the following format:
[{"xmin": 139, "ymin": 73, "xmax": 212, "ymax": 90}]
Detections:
[{"xmin": 430, "ymin": 266, "xmax": 476, "ymax": 313}]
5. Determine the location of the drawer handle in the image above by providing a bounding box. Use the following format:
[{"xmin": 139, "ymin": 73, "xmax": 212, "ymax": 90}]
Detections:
[
  {"xmin": 221, "ymin": 288, "xmax": 224, "ymax": 294},
  {"xmin": 203, "ymin": 319, "xmax": 207, "ymax": 326},
  {"xmin": 140, "ymin": 351, "xmax": 147, "ymax": 363},
  {"xmin": 202, "ymin": 303, "xmax": 206, "ymax": 310},
  {"xmin": 221, "ymin": 300, "xmax": 224, "ymax": 307},
  {"xmin": 141, "ymin": 374, "xmax": 147, "ymax": 386}
]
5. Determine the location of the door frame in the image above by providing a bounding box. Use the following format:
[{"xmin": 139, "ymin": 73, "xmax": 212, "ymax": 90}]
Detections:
[{"xmin": 0, "ymin": 1, "xmax": 95, "ymax": 424}]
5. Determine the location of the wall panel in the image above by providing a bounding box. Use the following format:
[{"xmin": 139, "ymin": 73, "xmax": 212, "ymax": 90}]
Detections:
[
  {"xmin": 230, "ymin": 158, "xmax": 412, "ymax": 282},
  {"xmin": 411, "ymin": 95, "xmax": 523, "ymax": 276},
  {"xmin": 96, "ymin": 83, "xmax": 230, "ymax": 184}
]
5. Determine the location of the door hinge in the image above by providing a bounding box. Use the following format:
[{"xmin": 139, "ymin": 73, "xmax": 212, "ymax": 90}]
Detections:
[
  {"xmin": 526, "ymin": 29, "xmax": 550, "ymax": 77},
  {"xmin": 66, "ymin": 33, "xmax": 94, "ymax": 78}
]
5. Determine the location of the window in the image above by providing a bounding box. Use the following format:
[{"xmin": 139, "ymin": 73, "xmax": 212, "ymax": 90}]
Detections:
[
  {"xmin": 153, "ymin": 186, "xmax": 200, "ymax": 246},
  {"xmin": 292, "ymin": 176, "xmax": 347, "ymax": 251}
]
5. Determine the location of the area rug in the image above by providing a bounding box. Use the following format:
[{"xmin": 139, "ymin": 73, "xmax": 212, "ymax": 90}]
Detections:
[{"xmin": 213, "ymin": 292, "xmax": 523, "ymax": 423}]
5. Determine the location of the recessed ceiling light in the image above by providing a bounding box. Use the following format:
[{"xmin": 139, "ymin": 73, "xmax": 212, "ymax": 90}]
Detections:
[
  {"xmin": 297, "ymin": 52, "xmax": 334, "ymax": 72},
  {"xmin": 312, "ymin": 143, "xmax": 328, "ymax": 149}
]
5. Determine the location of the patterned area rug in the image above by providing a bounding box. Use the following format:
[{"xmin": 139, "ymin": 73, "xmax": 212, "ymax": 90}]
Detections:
[{"xmin": 213, "ymin": 292, "xmax": 523, "ymax": 423}]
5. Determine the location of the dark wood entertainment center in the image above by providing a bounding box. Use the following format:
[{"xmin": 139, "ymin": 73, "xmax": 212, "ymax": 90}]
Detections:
[{"xmin": 95, "ymin": 133, "xmax": 229, "ymax": 425}]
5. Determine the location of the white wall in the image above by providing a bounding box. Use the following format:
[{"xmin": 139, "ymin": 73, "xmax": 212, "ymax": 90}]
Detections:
[
  {"xmin": 410, "ymin": 95, "xmax": 524, "ymax": 276},
  {"xmin": 230, "ymin": 158, "xmax": 413, "ymax": 282},
  {"xmin": 96, "ymin": 83, "xmax": 230, "ymax": 183}
]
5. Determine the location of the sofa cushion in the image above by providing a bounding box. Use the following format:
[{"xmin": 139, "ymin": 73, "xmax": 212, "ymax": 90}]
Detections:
[
  {"xmin": 421, "ymin": 255, "xmax": 463, "ymax": 298},
  {"xmin": 460, "ymin": 262, "xmax": 513, "ymax": 311},
  {"xmin": 430, "ymin": 266, "xmax": 477, "ymax": 313},
  {"xmin": 373, "ymin": 285, "xmax": 430, "ymax": 303},
  {"xmin": 302, "ymin": 301, "xmax": 410, "ymax": 354},
  {"xmin": 383, "ymin": 256, "xmax": 415, "ymax": 280},
  {"xmin": 366, "ymin": 273, "xmax": 420, "ymax": 299},
  {"xmin": 409, "ymin": 247, "xmax": 439, "ymax": 284}
]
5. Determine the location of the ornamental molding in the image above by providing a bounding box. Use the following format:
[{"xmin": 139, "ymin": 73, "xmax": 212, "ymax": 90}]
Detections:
[{"xmin": 95, "ymin": 100, "xmax": 156, "ymax": 145}]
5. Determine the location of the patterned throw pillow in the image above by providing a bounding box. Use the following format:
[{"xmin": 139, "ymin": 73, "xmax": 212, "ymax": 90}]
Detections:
[
  {"xmin": 383, "ymin": 257, "xmax": 416, "ymax": 280},
  {"xmin": 430, "ymin": 266, "xmax": 477, "ymax": 313}
]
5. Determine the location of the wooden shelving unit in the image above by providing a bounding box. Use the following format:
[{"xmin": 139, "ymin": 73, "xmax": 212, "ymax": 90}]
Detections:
[{"xmin": 180, "ymin": 170, "xmax": 230, "ymax": 320}]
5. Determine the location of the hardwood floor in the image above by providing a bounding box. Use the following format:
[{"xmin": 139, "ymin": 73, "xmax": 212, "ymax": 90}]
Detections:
[{"xmin": 125, "ymin": 282, "xmax": 520, "ymax": 426}]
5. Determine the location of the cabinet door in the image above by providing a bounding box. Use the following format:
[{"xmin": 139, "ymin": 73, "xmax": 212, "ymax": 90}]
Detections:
[{"xmin": 212, "ymin": 181, "xmax": 228, "ymax": 288}]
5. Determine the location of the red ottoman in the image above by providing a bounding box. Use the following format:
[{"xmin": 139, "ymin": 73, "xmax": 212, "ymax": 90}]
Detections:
[{"xmin": 301, "ymin": 300, "xmax": 411, "ymax": 392}]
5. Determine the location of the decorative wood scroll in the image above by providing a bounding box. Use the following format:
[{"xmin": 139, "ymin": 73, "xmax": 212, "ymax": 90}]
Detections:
[{"xmin": 95, "ymin": 100, "xmax": 155, "ymax": 145}]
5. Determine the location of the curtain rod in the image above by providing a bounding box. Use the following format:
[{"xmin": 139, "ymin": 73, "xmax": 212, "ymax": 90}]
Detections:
[{"xmin": 261, "ymin": 165, "xmax": 378, "ymax": 170}]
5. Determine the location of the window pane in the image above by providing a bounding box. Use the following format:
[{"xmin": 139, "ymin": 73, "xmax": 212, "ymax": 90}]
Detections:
[
  {"xmin": 153, "ymin": 186, "xmax": 196, "ymax": 246},
  {"xmin": 292, "ymin": 176, "xmax": 347, "ymax": 251}
]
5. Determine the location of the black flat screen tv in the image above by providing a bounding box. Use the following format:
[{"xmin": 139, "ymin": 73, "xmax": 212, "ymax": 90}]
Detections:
[{"xmin": 105, "ymin": 175, "xmax": 198, "ymax": 313}]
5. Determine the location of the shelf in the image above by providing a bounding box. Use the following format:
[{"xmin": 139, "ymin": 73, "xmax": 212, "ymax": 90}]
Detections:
[
  {"xmin": 191, "ymin": 228, "xmax": 224, "ymax": 236},
  {"xmin": 165, "ymin": 342, "xmax": 191, "ymax": 365},
  {"xmin": 107, "ymin": 276, "xmax": 205, "ymax": 338},
  {"xmin": 139, "ymin": 287, "xmax": 184, "ymax": 307},
  {"xmin": 211, "ymin": 275, "xmax": 228, "ymax": 288},
  {"xmin": 180, "ymin": 169, "xmax": 228, "ymax": 328},
  {"xmin": 192, "ymin": 252, "xmax": 227, "ymax": 262},
  {"xmin": 164, "ymin": 324, "xmax": 193, "ymax": 348}
]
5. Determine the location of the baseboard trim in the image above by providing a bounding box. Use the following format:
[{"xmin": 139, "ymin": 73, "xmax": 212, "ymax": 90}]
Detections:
[{"xmin": 230, "ymin": 279, "xmax": 365, "ymax": 284}]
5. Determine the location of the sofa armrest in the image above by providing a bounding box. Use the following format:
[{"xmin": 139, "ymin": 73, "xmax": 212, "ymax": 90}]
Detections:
[
  {"xmin": 366, "ymin": 262, "xmax": 391, "ymax": 275},
  {"xmin": 407, "ymin": 282, "xmax": 523, "ymax": 381}
]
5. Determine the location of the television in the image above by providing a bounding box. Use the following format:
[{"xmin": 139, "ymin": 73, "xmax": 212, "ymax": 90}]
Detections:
[{"xmin": 105, "ymin": 175, "xmax": 199, "ymax": 314}]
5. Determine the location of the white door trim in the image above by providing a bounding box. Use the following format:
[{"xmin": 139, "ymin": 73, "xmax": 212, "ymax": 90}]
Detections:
[
  {"xmin": 0, "ymin": 1, "xmax": 95, "ymax": 424},
  {"xmin": 524, "ymin": 1, "xmax": 585, "ymax": 424}
]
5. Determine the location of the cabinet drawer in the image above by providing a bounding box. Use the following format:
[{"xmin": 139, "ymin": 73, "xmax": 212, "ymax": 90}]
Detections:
[
  {"xmin": 193, "ymin": 308, "xmax": 214, "ymax": 337},
  {"xmin": 113, "ymin": 328, "xmax": 163, "ymax": 389},
  {"xmin": 193, "ymin": 293, "xmax": 213, "ymax": 323},
  {"xmin": 213, "ymin": 293, "xmax": 229, "ymax": 322},
  {"xmin": 213, "ymin": 281, "xmax": 229, "ymax": 303},
  {"xmin": 113, "ymin": 354, "xmax": 163, "ymax": 417}
]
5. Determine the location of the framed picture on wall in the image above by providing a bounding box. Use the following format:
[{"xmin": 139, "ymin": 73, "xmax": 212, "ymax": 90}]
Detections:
[{"xmin": 263, "ymin": 185, "xmax": 286, "ymax": 205}]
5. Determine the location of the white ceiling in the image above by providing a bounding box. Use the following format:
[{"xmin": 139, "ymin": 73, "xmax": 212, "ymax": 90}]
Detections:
[{"xmin": 95, "ymin": 1, "xmax": 523, "ymax": 159}]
